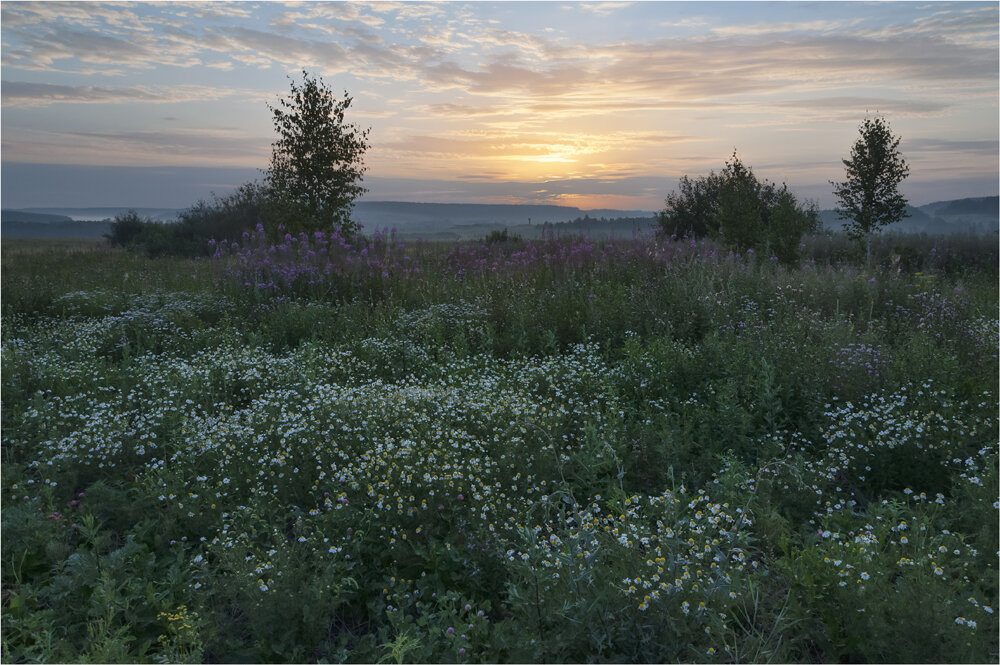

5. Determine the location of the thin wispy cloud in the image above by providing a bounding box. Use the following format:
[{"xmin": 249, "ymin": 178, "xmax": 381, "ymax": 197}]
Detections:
[
  {"xmin": 711, "ymin": 18, "xmax": 854, "ymax": 37},
  {"xmin": 576, "ymin": 3, "xmax": 635, "ymax": 17},
  {"xmin": 907, "ymin": 138, "xmax": 1000, "ymax": 155},
  {"xmin": 1, "ymin": 81, "xmax": 248, "ymax": 107}
]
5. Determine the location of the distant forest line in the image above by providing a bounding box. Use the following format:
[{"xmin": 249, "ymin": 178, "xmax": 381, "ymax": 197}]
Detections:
[{"xmin": 2, "ymin": 195, "xmax": 997, "ymax": 240}]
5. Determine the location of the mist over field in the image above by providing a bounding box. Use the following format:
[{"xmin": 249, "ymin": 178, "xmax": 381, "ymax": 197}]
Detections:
[{"xmin": 4, "ymin": 195, "xmax": 997, "ymax": 241}]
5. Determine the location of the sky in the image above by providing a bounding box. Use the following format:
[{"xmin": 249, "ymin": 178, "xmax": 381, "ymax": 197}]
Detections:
[{"xmin": 2, "ymin": 0, "xmax": 998, "ymax": 211}]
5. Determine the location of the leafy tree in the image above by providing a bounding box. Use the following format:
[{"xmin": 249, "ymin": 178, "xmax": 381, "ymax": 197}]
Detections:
[
  {"xmin": 659, "ymin": 152, "xmax": 818, "ymax": 263},
  {"xmin": 831, "ymin": 116, "xmax": 910, "ymax": 266},
  {"xmin": 264, "ymin": 70, "xmax": 370, "ymax": 237},
  {"xmin": 657, "ymin": 170, "xmax": 725, "ymax": 238},
  {"xmin": 715, "ymin": 154, "xmax": 764, "ymax": 251}
]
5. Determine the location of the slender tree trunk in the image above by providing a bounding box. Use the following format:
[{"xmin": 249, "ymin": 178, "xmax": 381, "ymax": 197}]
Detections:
[{"xmin": 866, "ymin": 232, "xmax": 871, "ymax": 269}]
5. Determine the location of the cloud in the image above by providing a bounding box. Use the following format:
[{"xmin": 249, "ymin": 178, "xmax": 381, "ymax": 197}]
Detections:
[
  {"xmin": 592, "ymin": 33, "xmax": 996, "ymax": 101},
  {"xmin": 574, "ymin": 3, "xmax": 634, "ymax": 17},
  {"xmin": 362, "ymin": 2, "xmax": 446, "ymax": 21},
  {"xmin": 1, "ymin": 81, "xmax": 247, "ymax": 107},
  {"xmin": 371, "ymin": 128, "xmax": 701, "ymax": 184},
  {"xmin": 1, "ymin": 1, "xmax": 152, "ymax": 31},
  {"xmin": 187, "ymin": 3, "xmax": 258, "ymax": 21},
  {"xmin": 463, "ymin": 27, "xmax": 548, "ymax": 55},
  {"xmin": 364, "ymin": 173, "xmax": 674, "ymax": 209},
  {"xmin": 711, "ymin": 19, "xmax": 863, "ymax": 37},
  {"xmin": 0, "ymin": 162, "xmax": 263, "ymax": 208},
  {"xmin": 2, "ymin": 127, "xmax": 268, "ymax": 166},
  {"xmin": 382, "ymin": 129, "xmax": 695, "ymax": 159},
  {"xmin": 210, "ymin": 25, "xmax": 349, "ymax": 70},
  {"xmin": 421, "ymin": 59, "xmax": 594, "ymax": 96},
  {"xmin": 382, "ymin": 134, "xmax": 582, "ymax": 159},
  {"xmin": 423, "ymin": 103, "xmax": 512, "ymax": 117},
  {"xmin": 767, "ymin": 96, "xmax": 952, "ymax": 120},
  {"xmin": 885, "ymin": 5, "xmax": 998, "ymax": 47},
  {"xmin": 194, "ymin": 25, "xmax": 425, "ymax": 81},
  {"xmin": 66, "ymin": 128, "xmax": 268, "ymax": 157},
  {"xmin": 906, "ymin": 138, "xmax": 1000, "ymax": 155},
  {"xmin": 4, "ymin": 2, "xmax": 995, "ymax": 101},
  {"xmin": 2, "ymin": 24, "xmax": 201, "ymax": 72},
  {"xmin": 272, "ymin": 3, "xmax": 385, "ymax": 29}
]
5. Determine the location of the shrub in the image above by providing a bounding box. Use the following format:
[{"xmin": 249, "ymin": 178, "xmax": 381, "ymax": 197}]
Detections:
[
  {"xmin": 105, "ymin": 210, "xmax": 153, "ymax": 248},
  {"xmin": 175, "ymin": 182, "xmax": 268, "ymax": 249},
  {"xmin": 105, "ymin": 211, "xmax": 197, "ymax": 257},
  {"xmin": 485, "ymin": 228, "xmax": 523, "ymax": 244},
  {"xmin": 659, "ymin": 152, "xmax": 819, "ymax": 263}
]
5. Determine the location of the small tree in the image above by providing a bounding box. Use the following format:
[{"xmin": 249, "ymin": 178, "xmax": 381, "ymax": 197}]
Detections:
[
  {"xmin": 831, "ymin": 116, "xmax": 910, "ymax": 266},
  {"xmin": 714, "ymin": 154, "xmax": 764, "ymax": 252},
  {"xmin": 264, "ymin": 70, "xmax": 370, "ymax": 237}
]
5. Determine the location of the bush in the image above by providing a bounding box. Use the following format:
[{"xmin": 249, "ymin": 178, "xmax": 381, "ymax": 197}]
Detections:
[
  {"xmin": 175, "ymin": 182, "xmax": 268, "ymax": 247},
  {"xmin": 485, "ymin": 228, "xmax": 523, "ymax": 244},
  {"xmin": 105, "ymin": 211, "xmax": 196, "ymax": 257},
  {"xmin": 659, "ymin": 152, "xmax": 819, "ymax": 263},
  {"xmin": 105, "ymin": 210, "xmax": 153, "ymax": 248},
  {"xmin": 107, "ymin": 184, "xmax": 276, "ymax": 258}
]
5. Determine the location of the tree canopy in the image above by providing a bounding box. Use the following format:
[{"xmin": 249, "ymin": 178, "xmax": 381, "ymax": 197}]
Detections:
[
  {"xmin": 659, "ymin": 152, "xmax": 818, "ymax": 263},
  {"xmin": 264, "ymin": 70, "xmax": 370, "ymax": 237},
  {"xmin": 831, "ymin": 115, "xmax": 910, "ymax": 265}
]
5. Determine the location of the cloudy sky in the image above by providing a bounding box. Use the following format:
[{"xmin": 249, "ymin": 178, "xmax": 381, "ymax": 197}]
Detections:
[{"xmin": 2, "ymin": 1, "xmax": 997, "ymax": 210}]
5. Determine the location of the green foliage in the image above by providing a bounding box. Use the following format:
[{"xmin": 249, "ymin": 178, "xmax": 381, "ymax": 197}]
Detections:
[
  {"xmin": 658, "ymin": 170, "xmax": 726, "ymax": 238},
  {"xmin": 264, "ymin": 70, "xmax": 370, "ymax": 238},
  {"xmin": 485, "ymin": 227, "xmax": 523, "ymax": 244},
  {"xmin": 2, "ymin": 235, "xmax": 997, "ymax": 663},
  {"xmin": 832, "ymin": 116, "xmax": 911, "ymax": 264},
  {"xmin": 107, "ymin": 71, "xmax": 373, "ymax": 255},
  {"xmin": 105, "ymin": 184, "xmax": 272, "ymax": 257},
  {"xmin": 105, "ymin": 211, "xmax": 197, "ymax": 257},
  {"xmin": 105, "ymin": 210, "xmax": 150, "ymax": 248},
  {"xmin": 175, "ymin": 181, "xmax": 268, "ymax": 245},
  {"xmin": 659, "ymin": 152, "xmax": 819, "ymax": 262}
]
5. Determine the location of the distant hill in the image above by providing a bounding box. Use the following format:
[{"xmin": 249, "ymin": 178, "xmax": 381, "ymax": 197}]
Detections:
[
  {"xmin": 2, "ymin": 210, "xmax": 75, "ymax": 223},
  {"xmin": 13, "ymin": 207, "xmax": 182, "ymax": 222},
  {"xmin": 818, "ymin": 196, "xmax": 998, "ymax": 235},
  {"xmin": 934, "ymin": 196, "xmax": 998, "ymax": 217},
  {"xmin": 2, "ymin": 220, "xmax": 111, "ymax": 239}
]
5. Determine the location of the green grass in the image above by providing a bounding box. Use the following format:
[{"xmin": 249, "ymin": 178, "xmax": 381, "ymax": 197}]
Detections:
[{"xmin": 2, "ymin": 233, "xmax": 997, "ymax": 663}]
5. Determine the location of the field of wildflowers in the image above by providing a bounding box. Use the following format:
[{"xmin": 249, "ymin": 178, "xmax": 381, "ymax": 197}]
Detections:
[{"xmin": 2, "ymin": 230, "xmax": 997, "ymax": 663}]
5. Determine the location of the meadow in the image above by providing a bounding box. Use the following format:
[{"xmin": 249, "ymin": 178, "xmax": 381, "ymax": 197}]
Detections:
[{"xmin": 1, "ymin": 228, "xmax": 997, "ymax": 663}]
